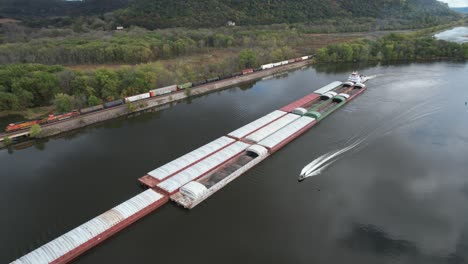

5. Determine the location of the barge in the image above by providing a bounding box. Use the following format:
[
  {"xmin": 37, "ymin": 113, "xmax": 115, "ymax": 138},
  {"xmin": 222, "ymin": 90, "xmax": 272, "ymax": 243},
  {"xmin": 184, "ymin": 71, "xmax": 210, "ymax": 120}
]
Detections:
[
  {"xmin": 12, "ymin": 189, "xmax": 167, "ymax": 264},
  {"xmin": 11, "ymin": 74, "xmax": 368, "ymax": 264}
]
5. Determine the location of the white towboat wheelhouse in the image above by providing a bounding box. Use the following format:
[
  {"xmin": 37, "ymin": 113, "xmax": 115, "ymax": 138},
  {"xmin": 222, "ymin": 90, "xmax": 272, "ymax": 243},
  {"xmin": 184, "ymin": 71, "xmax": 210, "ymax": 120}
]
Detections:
[{"xmin": 348, "ymin": 71, "xmax": 363, "ymax": 84}]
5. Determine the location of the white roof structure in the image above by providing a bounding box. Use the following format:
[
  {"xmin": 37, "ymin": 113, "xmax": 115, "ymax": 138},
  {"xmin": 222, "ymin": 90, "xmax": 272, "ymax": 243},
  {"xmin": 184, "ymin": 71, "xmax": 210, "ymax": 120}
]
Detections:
[
  {"xmin": 179, "ymin": 182, "xmax": 208, "ymax": 201},
  {"xmin": 148, "ymin": 136, "xmax": 234, "ymax": 181},
  {"xmin": 321, "ymin": 91, "xmax": 338, "ymax": 99},
  {"xmin": 245, "ymin": 114, "xmax": 300, "ymax": 143},
  {"xmin": 12, "ymin": 190, "xmax": 165, "ymax": 264},
  {"xmin": 292, "ymin": 108, "xmax": 308, "ymax": 115},
  {"xmin": 246, "ymin": 144, "xmax": 269, "ymax": 157},
  {"xmin": 313, "ymin": 81, "xmax": 343, "ymax": 95},
  {"xmin": 258, "ymin": 117, "xmax": 316, "ymax": 149},
  {"xmin": 157, "ymin": 141, "xmax": 250, "ymax": 193},
  {"xmin": 228, "ymin": 110, "xmax": 286, "ymax": 139},
  {"xmin": 337, "ymin": 93, "xmax": 350, "ymax": 99}
]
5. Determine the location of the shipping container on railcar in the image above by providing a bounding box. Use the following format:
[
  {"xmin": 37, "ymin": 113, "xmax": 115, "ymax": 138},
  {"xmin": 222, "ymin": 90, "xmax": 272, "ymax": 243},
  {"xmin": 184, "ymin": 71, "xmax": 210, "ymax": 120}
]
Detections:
[
  {"xmin": 80, "ymin": 104, "xmax": 104, "ymax": 114},
  {"xmin": 261, "ymin": 63, "xmax": 274, "ymax": 70},
  {"xmin": 272, "ymin": 62, "xmax": 282, "ymax": 67},
  {"xmin": 232, "ymin": 71, "xmax": 242, "ymax": 77},
  {"xmin": 124, "ymin": 92, "xmax": 150, "ymax": 103},
  {"xmin": 178, "ymin": 83, "xmax": 192, "ymax": 90},
  {"xmin": 242, "ymin": 68, "xmax": 254, "ymax": 75},
  {"xmin": 192, "ymin": 80, "xmax": 207, "ymax": 87},
  {"xmin": 219, "ymin": 73, "xmax": 232, "ymax": 80},
  {"xmin": 104, "ymin": 99, "xmax": 124, "ymax": 108},
  {"xmin": 206, "ymin": 77, "xmax": 220, "ymax": 83},
  {"xmin": 151, "ymin": 85, "xmax": 178, "ymax": 96}
]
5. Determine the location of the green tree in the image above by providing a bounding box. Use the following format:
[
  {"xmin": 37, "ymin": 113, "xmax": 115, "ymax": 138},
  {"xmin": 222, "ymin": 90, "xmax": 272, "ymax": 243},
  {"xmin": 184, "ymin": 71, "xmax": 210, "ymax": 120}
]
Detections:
[
  {"xmin": 88, "ymin": 95, "xmax": 101, "ymax": 106},
  {"xmin": 94, "ymin": 69, "xmax": 120, "ymax": 101},
  {"xmin": 54, "ymin": 93, "xmax": 74, "ymax": 112},
  {"xmin": 29, "ymin": 124, "xmax": 42, "ymax": 138},
  {"xmin": 239, "ymin": 49, "xmax": 257, "ymax": 68},
  {"xmin": 3, "ymin": 136, "xmax": 12, "ymax": 146},
  {"xmin": 71, "ymin": 74, "xmax": 96, "ymax": 97}
]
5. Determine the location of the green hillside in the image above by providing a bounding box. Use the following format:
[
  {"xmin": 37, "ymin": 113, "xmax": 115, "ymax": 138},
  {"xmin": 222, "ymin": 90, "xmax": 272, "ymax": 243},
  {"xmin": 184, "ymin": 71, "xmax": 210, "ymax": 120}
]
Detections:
[
  {"xmin": 114, "ymin": 0, "xmax": 458, "ymax": 29},
  {"xmin": 0, "ymin": 0, "xmax": 459, "ymax": 29}
]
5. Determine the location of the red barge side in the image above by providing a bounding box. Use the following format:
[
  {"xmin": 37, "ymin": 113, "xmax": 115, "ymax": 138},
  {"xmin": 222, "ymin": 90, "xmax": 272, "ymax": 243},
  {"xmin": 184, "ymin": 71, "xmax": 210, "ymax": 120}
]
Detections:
[{"xmin": 12, "ymin": 190, "xmax": 168, "ymax": 264}]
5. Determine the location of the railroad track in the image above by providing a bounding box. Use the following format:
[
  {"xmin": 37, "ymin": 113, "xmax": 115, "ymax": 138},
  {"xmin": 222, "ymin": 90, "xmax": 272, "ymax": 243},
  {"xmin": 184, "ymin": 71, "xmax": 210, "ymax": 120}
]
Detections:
[{"xmin": 1, "ymin": 59, "xmax": 312, "ymax": 142}]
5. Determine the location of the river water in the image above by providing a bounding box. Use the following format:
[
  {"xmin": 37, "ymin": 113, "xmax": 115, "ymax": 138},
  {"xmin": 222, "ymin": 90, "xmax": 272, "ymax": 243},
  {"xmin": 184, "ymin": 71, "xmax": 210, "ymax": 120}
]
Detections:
[
  {"xmin": 434, "ymin": 26, "xmax": 468, "ymax": 43},
  {"xmin": 2, "ymin": 61, "xmax": 468, "ymax": 264}
]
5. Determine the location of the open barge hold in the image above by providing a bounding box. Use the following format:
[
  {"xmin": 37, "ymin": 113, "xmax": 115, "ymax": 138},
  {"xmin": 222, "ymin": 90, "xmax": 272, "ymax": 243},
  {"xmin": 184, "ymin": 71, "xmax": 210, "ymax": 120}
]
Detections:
[
  {"xmin": 12, "ymin": 189, "xmax": 167, "ymax": 264},
  {"xmin": 280, "ymin": 81, "xmax": 344, "ymax": 115},
  {"xmin": 138, "ymin": 136, "xmax": 236, "ymax": 188},
  {"xmin": 12, "ymin": 78, "xmax": 368, "ymax": 263}
]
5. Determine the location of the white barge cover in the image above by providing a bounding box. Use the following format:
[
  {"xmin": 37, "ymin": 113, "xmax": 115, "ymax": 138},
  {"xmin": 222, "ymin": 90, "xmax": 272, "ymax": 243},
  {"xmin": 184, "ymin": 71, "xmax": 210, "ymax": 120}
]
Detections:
[
  {"xmin": 258, "ymin": 116, "xmax": 316, "ymax": 149},
  {"xmin": 158, "ymin": 141, "xmax": 250, "ymax": 194},
  {"xmin": 313, "ymin": 81, "xmax": 343, "ymax": 95},
  {"xmin": 228, "ymin": 110, "xmax": 286, "ymax": 139},
  {"xmin": 12, "ymin": 189, "xmax": 165, "ymax": 264},
  {"xmin": 148, "ymin": 136, "xmax": 235, "ymax": 181},
  {"xmin": 245, "ymin": 113, "xmax": 300, "ymax": 143}
]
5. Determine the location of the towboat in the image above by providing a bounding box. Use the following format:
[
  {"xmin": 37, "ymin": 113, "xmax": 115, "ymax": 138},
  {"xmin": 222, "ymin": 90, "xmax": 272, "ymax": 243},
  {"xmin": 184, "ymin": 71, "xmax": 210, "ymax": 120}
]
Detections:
[{"xmin": 348, "ymin": 71, "xmax": 368, "ymax": 84}]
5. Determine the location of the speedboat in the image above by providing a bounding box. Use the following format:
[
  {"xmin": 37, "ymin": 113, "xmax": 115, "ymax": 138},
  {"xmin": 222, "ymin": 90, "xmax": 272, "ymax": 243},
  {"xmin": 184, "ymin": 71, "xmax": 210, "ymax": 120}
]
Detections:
[{"xmin": 299, "ymin": 160, "xmax": 319, "ymax": 181}]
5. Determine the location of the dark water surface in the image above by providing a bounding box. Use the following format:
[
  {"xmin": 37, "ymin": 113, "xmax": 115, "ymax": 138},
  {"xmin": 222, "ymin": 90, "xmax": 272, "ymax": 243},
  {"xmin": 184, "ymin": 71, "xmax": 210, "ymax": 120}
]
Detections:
[{"xmin": 2, "ymin": 62, "xmax": 468, "ymax": 264}]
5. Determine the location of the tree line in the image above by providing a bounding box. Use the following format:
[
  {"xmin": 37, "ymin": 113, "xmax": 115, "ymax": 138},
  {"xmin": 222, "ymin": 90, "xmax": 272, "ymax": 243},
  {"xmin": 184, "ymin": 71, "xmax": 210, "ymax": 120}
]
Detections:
[
  {"xmin": 0, "ymin": 24, "xmax": 304, "ymax": 65},
  {"xmin": 316, "ymin": 32, "xmax": 468, "ymax": 63},
  {"xmin": 0, "ymin": 46, "xmax": 295, "ymax": 112}
]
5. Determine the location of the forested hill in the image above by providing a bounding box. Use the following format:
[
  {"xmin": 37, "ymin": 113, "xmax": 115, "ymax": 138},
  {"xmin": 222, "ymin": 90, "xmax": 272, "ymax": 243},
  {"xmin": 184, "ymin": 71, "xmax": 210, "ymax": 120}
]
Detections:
[
  {"xmin": 0, "ymin": 0, "xmax": 132, "ymax": 17},
  {"xmin": 115, "ymin": 0, "xmax": 457, "ymax": 29},
  {"xmin": 0, "ymin": 0, "xmax": 458, "ymax": 29}
]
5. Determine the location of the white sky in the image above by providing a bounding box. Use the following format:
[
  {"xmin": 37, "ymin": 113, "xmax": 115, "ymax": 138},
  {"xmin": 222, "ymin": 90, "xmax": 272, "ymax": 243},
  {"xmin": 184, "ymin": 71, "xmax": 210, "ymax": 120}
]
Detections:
[{"xmin": 438, "ymin": 0, "xmax": 468, "ymax": 7}]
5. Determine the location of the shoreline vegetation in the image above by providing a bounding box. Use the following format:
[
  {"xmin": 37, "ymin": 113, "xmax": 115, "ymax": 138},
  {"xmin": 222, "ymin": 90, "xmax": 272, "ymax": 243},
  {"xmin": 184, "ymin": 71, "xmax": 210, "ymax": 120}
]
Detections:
[{"xmin": 0, "ymin": 20, "xmax": 466, "ymax": 121}]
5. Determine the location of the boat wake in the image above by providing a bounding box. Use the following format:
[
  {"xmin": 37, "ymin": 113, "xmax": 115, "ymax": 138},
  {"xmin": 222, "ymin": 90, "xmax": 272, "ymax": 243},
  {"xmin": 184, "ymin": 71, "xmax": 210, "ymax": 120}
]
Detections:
[
  {"xmin": 298, "ymin": 95, "xmax": 442, "ymax": 181},
  {"xmin": 365, "ymin": 74, "xmax": 379, "ymax": 81},
  {"xmin": 298, "ymin": 138, "xmax": 365, "ymax": 181}
]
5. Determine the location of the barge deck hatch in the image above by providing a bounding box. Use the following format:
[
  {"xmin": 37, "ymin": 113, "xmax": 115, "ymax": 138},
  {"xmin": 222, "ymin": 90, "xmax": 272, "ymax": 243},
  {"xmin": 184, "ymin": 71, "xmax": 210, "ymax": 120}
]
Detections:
[
  {"xmin": 245, "ymin": 114, "xmax": 300, "ymax": 143},
  {"xmin": 12, "ymin": 189, "xmax": 167, "ymax": 264},
  {"xmin": 258, "ymin": 116, "xmax": 316, "ymax": 151},
  {"xmin": 312, "ymin": 81, "xmax": 343, "ymax": 95},
  {"xmin": 146, "ymin": 136, "xmax": 235, "ymax": 181},
  {"xmin": 157, "ymin": 141, "xmax": 251, "ymax": 194},
  {"xmin": 172, "ymin": 145, "xmax": 269, "ymax": 209},
  {"xmin": 228, "ymin": 110, "xmax": 286, "ymax": 139}
]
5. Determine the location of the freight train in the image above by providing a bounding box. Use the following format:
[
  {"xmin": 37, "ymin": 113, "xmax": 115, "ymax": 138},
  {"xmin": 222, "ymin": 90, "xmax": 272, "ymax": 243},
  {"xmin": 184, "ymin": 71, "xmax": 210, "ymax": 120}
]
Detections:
[{"xmin": 5, "ymin": 55, "xmax": 313, "ymax": 133}]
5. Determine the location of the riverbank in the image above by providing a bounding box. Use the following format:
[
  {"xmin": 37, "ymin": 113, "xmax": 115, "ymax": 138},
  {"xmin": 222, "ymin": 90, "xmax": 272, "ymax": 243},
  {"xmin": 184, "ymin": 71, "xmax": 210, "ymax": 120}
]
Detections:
[{"xmin": 0, "ymin": 59, "xmax": 312, "ymax": 146}]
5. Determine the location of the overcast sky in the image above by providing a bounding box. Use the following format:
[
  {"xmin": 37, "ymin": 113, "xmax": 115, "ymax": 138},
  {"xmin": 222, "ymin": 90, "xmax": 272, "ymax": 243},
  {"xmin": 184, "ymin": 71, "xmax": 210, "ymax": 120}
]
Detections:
[{"xmin": 438, "ymin": 0, "xmax": 468, "ymax": 7}]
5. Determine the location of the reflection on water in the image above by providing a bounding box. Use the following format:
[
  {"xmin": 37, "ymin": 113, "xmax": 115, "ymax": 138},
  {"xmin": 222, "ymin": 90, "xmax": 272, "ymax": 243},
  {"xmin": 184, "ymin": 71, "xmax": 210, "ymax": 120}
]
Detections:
[
  {"xmin": 434, "ymin": 27, "xmax": 468, "ymax": 43},
  {"xmin": 1, "ymin": 62, "xmax": 468, "ymax": 264}
]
